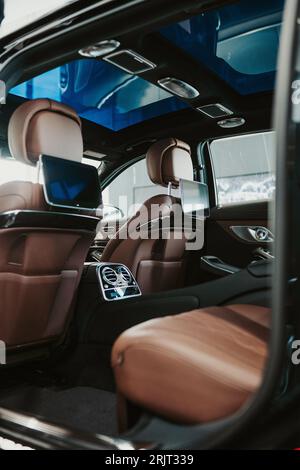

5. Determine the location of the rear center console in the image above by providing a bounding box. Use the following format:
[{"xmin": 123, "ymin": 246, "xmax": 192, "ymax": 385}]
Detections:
[{"xmin": 97, "ymin": 263, "xmax": 141, "ymax": 301}]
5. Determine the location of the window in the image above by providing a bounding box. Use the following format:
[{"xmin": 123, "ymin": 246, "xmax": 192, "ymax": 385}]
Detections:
[
  {"xmin": 0, "ymin": 154, "xmax": 99, "ymax": 185},
  {"xmin": 0, "ymin": 0, "xmax": 76, "ymax": 39},
  {"xmin": 209, "ymin": 131, "xmax": 275, "ymax": 205},
  {"xmin": 160, "ymin": 0, "xmax": 284, "ymax": 95},
  {"xmin": 0, "ymin": 156, "xmax": 37, "ymax": 185},
  {"xmin": 102, "ymin": 158, "xmax": 168, "ymax": 219}
]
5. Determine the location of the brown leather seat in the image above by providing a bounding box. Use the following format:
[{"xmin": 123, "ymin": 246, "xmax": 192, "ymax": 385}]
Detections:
[
  {"xmin": 112, "ymin": 304, "xmax": 270, "ymax": 426},
  {"xmin": 0, "ymin": 99, "xmax": 96, "ymax": 350},
  {"xmin": 101, "ymin": 138, "xmax": 194, "ymax": 294}
]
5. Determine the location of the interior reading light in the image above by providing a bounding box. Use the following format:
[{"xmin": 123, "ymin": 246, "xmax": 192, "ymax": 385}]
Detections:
[
  {"xmin": 158, "ymin": 77, "xmax": 199, "ymax": 99},
  {"xmin": 218, "ymin": 117, "xmax": 246, "ymax": 129},
  {"xmin": 103, "ymin": 50, "xmax": 156, "ymax": 74},
  {"xmin": 196, "ymin": 104, "xmax": 233, "ymax": 118},
  {"xmin": 79, "ymin": 40, "xmax": 120, "ymax": 58}
]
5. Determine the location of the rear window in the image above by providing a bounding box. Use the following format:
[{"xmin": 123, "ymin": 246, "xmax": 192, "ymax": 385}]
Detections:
[{"xmin": 209, "ymin": 131, "xmax": 275, "ymax": 205}]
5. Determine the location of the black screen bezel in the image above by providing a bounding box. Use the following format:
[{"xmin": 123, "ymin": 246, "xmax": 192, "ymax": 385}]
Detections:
[{"xmin": 40, "ymin": 155, "xmax": 102, "ymax": 211}]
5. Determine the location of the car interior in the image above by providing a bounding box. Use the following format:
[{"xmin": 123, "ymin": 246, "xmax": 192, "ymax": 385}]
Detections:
[{"xmin": 0, "ymin": 0, "xmax": 284, "ymax": 449}]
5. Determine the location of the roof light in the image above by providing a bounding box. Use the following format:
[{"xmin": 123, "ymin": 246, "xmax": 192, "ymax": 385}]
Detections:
[
  {"xmin": 196, "ymin": 104, "xmax": 233, "ymax": 118},
  {"xmin": 218, "ymin": 117, "xmax": 246, "ymax": 128},
  {"xmin": 79, "ymin": 40, "xmax": 120, "ymax": 58},
  {"xmin": 103, "ymin": 50, "xmax": 156, "ymax": 74},
  {"xmin": 158, "ymin": 77, "xmax": 199, "ymax": 99}
]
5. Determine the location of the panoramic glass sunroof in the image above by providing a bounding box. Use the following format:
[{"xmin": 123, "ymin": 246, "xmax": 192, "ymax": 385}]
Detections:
[
  {"xmin": 9, "ymin": 0, "xmax": 285, "ymax": 130},
  {"xmin": 160, "ymin": 0, "xmax": 284, "ymax": 95},
  {"xmin": 10, "ymin": 59, "xmax": 187, "ymax": 131}
]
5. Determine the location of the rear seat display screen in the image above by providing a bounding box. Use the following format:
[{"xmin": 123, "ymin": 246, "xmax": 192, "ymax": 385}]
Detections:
[
  {"xmin": 41, "ymin": 155, "xmax": 102, "ymax": 211},
  {"xmin": 180, "ymin": 179, "xmax": 210, "ymax": 218}
]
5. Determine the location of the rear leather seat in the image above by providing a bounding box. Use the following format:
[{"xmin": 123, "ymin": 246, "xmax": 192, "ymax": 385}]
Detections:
[{"xmin": 112, "ymin": 304, "xmax": 270, "ymax": 424}]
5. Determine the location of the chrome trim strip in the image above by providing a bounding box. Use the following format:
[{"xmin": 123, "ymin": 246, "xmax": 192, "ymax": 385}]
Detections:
[
  {"xmin": 200, "ymin": 256, "xmax": 238, "ymax": 275},
  {"xmin": 0, "ymin": 407, "xmax": 135, "ymax": 450},
  {"xmin": 230, "ymin": 225, "xmax": 274, "ymax": 243},
  {"xmin": 97, "ymin": 262, "xmax": 142, "ymax": 301}
]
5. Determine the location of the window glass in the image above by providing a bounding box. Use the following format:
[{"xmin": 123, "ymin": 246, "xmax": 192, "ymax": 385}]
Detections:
[
  {"xmin": 0, "ymin": 154, "xmax": 98, "ymax": 185},
  {"xmin": 10, "ymin": 59, "xmax": 187, "ymax": 132},
  {"xmin": 210, "ymin": 132, "xmax": 275, "ymax": 205},
  {"xmin": 0, "ymin": 0, "xmax": 76, "ymax": 39},
  {"xmin": 0, "ymin": 156, "xmax": 37, "ymax": 185},
  {"xmin": 102, "ymin": 158, "xmax": 169, "ymax": 219},
  {"xmin": 160, "ymin": 0, "xmax": 284, "ymax": 95}
]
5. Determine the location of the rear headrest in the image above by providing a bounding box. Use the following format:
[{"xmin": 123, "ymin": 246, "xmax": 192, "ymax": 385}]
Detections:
[
  {"xmin": 146, "ymin": 138, "xmax": 193, "ymax": 187},
  {"xmin": 8, "ymin": 98, "xmax": 83, "ymax": 166}
]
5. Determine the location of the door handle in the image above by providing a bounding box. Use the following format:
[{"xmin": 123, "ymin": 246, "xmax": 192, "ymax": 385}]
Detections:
[
  {"xmin": 230, "ymin": 226, "xmax": 274, "ymax": 243},
  {"xmin": 201, "ymin": 256, "xmax": 240, "ymax": 277}
]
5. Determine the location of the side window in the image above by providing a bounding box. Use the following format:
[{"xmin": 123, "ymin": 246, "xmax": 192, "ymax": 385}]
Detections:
[
  {"xmin": 0, "ymin": 155, "xmax": 99, "ymax": 186},
  {"xmin": 209, "ymin": 131, "xmax": 276, "ymax": 205},
  {"xmin": 0, "ymin": 155, "xmax": 37, "ymax": 185},
  {"xmin": 102, "ymin": 158, "xmax": 166, "ymax": 219}
]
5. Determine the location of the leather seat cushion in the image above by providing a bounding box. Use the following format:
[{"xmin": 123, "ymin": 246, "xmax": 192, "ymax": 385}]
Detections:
[{"xmin": 112, "ymin": 304, "xmax": 270, "ymax": 424}]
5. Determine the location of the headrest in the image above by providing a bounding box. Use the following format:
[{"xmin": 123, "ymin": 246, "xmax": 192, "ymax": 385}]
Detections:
[
  {"xmin": 146, "ymin": 138, "xmax": 193, "ymax": 187},
  {"xmin": 8, "ymin": 98, "xmax": 83, "ymax": 166}
]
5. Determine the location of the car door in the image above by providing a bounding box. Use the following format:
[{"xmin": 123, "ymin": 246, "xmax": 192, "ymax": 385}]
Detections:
[{"xmin": 196, "ymin": 131, "xmax": 275, "ymax": 283}]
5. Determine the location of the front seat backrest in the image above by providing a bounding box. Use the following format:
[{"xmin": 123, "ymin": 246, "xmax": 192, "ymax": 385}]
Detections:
[
  {"xmin": 0, "ymin": 99, "xmax": 97, "ymax": 352},
  {"xmin": 101, "ymin": 138, "xmax": 193, "ymax": 294}
]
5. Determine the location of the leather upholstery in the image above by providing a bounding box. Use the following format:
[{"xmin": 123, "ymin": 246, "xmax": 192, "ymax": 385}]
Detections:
[
  {"xmin": 0, "ymin": 99, "xmax": 94, "ymax": 351},
  {"xmin": 146, "ymin": 138, "xmax": 193, "ymax": 187},
  {"xmin": 101, "ymin": 140, "xmax": 193, "ymax": 294},
  {"xmin": 112, "ymin": 304, "xmax": 270, "ymax": 424},
  {"xmin": 0, "ymin": 227, "xmax": 93, "ymax": 347},
  {"xmin": 8, "ymin": 98, "xmax": 83, "ymax": 165},
  {"xmin": 102, "ymin": 195, "xmax": 186, "ymax": 294}
]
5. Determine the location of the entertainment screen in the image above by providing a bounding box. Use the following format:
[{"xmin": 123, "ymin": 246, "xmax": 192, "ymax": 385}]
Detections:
[
  {"xmin": 41, "ymin": 155, "xmax": 101, "ymax": 211},
  {"xmin": 180, "ymin": 179, "xmax": 210, "ymax": 218}
]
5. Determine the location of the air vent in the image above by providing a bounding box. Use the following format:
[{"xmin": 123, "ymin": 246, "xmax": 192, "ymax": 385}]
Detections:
[
  {"xmin": 158, "ymin": 77, "xmax": 199, "ymax": 99},
  {"xmin": 102, "ymin": 267, "xmax": 118, "ymax": 286},
  {"xmin": 196, "ymin": 104, "xmax": 233, "ymax": 119},
  {"xmin": 103, "ymin": 50, "xmax": 156, "ymax": 74},
  {"xmin": 119, "ymin": 266, "xmax": 131, "ymax": 284}
]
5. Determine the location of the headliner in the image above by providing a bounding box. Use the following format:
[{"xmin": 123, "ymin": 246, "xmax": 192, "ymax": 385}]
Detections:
[{"xmin": 1, "ymin": 0, "xmax": 282, "ymax": 162}]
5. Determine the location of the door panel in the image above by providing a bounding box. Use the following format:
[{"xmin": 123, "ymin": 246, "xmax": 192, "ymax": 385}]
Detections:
[
  {"xmin": 207, "ymin": 202, "xmax": 271, "ymax": 268},
  {"xmin": 185, "ymin": 200, "xmax": 272, "ymax": 286}
]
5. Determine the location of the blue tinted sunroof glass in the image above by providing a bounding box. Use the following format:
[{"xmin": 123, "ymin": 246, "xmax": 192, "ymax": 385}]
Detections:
[
  {"xmin": 160, "ymin": 0, "xmax": 284, "ymax": 95},
  {"xmin": 10, "ymin": 59, "xmax": 187, "ymax": 131}
]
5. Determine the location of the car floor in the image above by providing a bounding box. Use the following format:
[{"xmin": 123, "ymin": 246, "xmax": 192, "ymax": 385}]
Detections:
[
  {"xmin": 0, "ymin": 385, "xmax": 117, "ymax": 436},
  {"xmin": 0, "ymin": 345, "xmax": 118, "ymax": 437}
]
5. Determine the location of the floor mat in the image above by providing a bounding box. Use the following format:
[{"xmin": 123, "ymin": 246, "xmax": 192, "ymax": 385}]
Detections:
[{"xmin": 0, "ymin": 386, "xmax": 117, "ymax": 436}]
